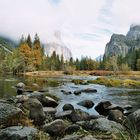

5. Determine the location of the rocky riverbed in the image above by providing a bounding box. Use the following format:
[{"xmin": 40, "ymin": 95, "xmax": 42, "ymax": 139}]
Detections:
[{"xmin": 0, "ymin": 80, "xmax": 140, "ymax": 140}]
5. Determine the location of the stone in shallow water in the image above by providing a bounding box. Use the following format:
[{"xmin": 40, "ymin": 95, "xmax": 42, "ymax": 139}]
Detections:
[
  {"xmin": 63, "ymin": 104, "xmax": 74, "ymax": 111},
  {"xmin": 77, "ymin": 100, "xmax": 94, "ymax": 109},
  {"xmin": 0, "ymin": 126, "xmax": 37, "ymax": 140},
  {"xmin": 95, "ymin": 101, "xmax": 112, "ymax": 116}
]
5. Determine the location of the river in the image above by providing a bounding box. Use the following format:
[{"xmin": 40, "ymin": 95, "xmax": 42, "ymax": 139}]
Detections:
[{"xmin": 0, "ymin": 74, "xmax": 140, "ymax": 115}]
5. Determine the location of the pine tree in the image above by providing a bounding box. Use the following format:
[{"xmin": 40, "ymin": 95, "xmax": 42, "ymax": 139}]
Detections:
[
  {"xmin": 33, "ymin": 33, "xmax": 42, "ymax": 69},
  {"xmin": 26, "ymin": 34, "xmax": 32, "ymax": 49}
]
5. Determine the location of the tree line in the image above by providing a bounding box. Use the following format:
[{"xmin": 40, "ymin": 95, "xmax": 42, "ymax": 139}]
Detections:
[{"xmin": 1, "ymin": 33, "xmax": 140, "ymax": 74}]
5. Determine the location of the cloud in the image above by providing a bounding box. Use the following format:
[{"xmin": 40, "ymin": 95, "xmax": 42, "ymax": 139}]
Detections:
[{"xmin": 0, "ymin": 0, "xmax": 140, "ymax": 58}]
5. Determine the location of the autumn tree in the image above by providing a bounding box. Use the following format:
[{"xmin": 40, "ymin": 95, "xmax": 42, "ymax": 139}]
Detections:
[{"xmin": 19, "ymin": 41, "xmax": 32, "ymax": 72}]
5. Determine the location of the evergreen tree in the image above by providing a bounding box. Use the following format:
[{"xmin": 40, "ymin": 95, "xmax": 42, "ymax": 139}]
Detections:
[
  {"xmin": 26, "ymin": 34, "xmax": 32, "ymax": 49},
  {"xmin": 33, "ymin": 33, "xmax": 43, "ymax": 69}
]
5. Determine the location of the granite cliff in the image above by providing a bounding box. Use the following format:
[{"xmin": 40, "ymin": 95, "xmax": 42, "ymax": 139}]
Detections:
[{"xmin": 104, "ymin": 25, "xmax": 140, "ymax": 58}]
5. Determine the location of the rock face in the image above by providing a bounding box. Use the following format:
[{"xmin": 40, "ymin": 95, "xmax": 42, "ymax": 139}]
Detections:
[
  {"xmin": 0, "ymin": 103, "xmax": 23, "ymax": 127},
  {"xmin": 0, "ymin": 126, "xmax": 37, "ymax": 140},
  {"xmin": 104, "ymin": 25, "xmax": 140, "ymax": 58},
  {"xmin": 44, "ymin": 31, "xmax": 72, "ymax": 61},
  {"xmin": 127, "ymin": 24, "xmax": 140, "ymax": 40}
]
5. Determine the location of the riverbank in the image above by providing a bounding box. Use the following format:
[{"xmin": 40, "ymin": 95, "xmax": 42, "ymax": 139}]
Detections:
[
  {"xmin": 1, "ymin": 72, "xmax": 140, "ymax": 139},
  {"xmin": 22, "ymin": 70, "xmax": 140, "ymax": 78},
  {"xmin": 0, "ymin": 86, "xmax": 140, "ymax": 140}
]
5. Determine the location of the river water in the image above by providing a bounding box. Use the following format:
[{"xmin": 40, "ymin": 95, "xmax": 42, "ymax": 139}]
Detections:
[{"xmin": 0, "ymin": 74, "xmax": 140, "ymax": 115}]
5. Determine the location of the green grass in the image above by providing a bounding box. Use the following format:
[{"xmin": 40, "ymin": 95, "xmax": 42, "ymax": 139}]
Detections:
[
  {"xmin": 71, "ymin": 79, "xmax": 87, "ymax": 85},
  {"xmin": 88, "ymin": 77, "xmax": 140, "ymax": 88}
]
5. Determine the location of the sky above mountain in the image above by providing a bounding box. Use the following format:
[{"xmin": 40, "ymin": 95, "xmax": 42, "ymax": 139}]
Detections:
[{"xmin": 0, "ymin": 0, "xmax": 140, "ymax": 58}]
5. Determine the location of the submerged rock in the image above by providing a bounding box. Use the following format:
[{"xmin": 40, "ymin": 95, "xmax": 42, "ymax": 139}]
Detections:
[{"xmin": 0, "ymin": 126, "xmax": 37, "ymax": 140}]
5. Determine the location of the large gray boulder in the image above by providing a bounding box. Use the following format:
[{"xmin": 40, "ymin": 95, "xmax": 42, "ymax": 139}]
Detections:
[
  {"xmin": 27, "ymin": 92, "xmax": 58, "ymax": 107},
  {"xmin": 127, "ymin": 109, "xmax": 140, "ymax": 132},
  {"xmin": 0, "ymin": 126, "xmax": 37, "ymax": 140},
  {"xmin": 108, "ymin": 109, "xmax": 124, "ymax": 123},
  {"xmin": 43, "ymin": 119, "xmax": 67, "ymax": 136},
  {"xmin": 91, "ymin": 118, "xmax": 124, "ymax": 133},
  {"xmin": 23, "ymin": 98, "xmax": 46, "ymax": 125},
  {"xmin": 77, "ymin": 118, "xmax": 124, "ymax": 133},
  {"xmin": 0, "ymin": 103, "xmax": 24, "ymax": 128}
]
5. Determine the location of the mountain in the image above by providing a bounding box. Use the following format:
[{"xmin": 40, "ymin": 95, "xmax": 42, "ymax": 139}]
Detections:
[
  {"xmin": 44, "ymin": 31, "xmax": 72, "ymax": 61},
  {"xmin": 0, "ymin": 35, "xmax": 16, "ymax": 53},
  {"xmin": 104, "ymin": 25, "xmax": 140, "ymax": 58}
]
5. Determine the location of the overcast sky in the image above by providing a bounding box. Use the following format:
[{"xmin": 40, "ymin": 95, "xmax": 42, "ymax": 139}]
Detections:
[{"xmin": 0, "ymin": 0, "xmax": 140, "ymax": 58}]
